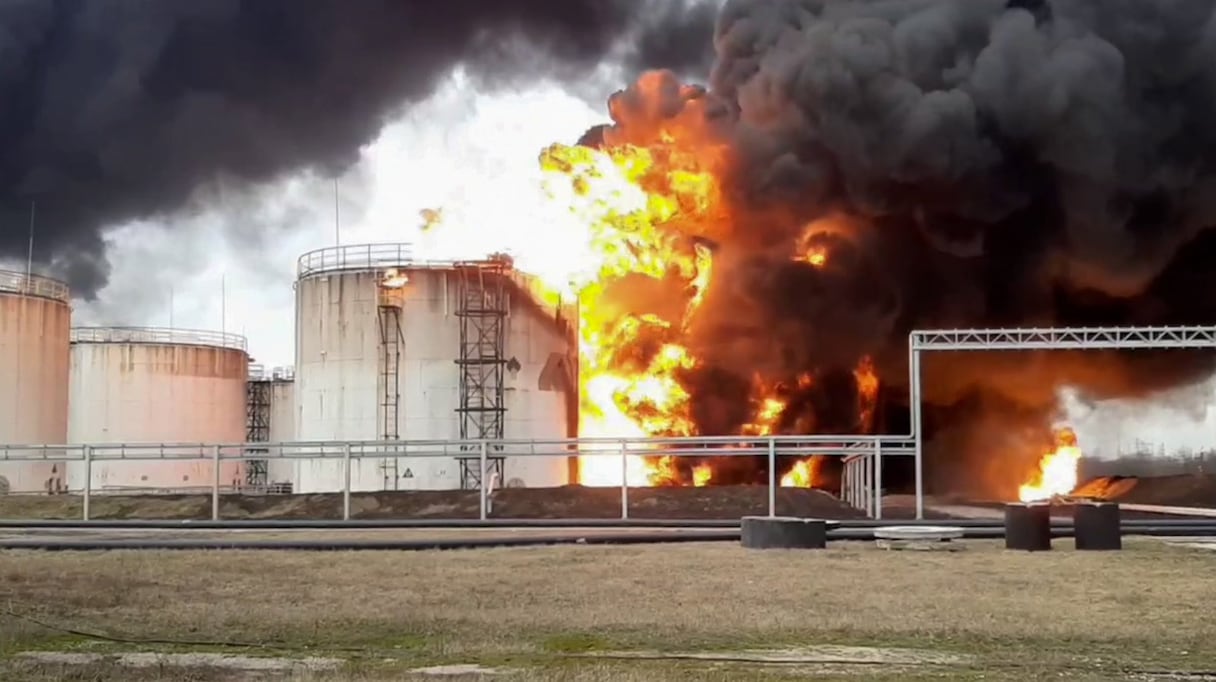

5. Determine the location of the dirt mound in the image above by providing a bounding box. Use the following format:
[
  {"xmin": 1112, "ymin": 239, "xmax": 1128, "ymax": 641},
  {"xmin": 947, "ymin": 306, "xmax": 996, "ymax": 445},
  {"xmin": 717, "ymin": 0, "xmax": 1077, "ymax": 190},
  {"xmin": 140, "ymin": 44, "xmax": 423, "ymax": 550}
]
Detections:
[{"xmin": 0, "ymin": 485, "xmax": 872, "ymax": 521}]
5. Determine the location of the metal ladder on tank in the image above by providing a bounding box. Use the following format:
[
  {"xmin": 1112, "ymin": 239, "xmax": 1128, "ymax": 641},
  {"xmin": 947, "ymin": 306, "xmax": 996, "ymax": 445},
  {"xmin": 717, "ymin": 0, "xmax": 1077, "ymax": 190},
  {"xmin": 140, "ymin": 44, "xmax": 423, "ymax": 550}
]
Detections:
[
  {"xmin": 454, "ymin": 263, "xmax": 507, "ymax": 491},
  {"xmin": 377, "ymin": 299, "xmax": 404, "ymax": 490}
]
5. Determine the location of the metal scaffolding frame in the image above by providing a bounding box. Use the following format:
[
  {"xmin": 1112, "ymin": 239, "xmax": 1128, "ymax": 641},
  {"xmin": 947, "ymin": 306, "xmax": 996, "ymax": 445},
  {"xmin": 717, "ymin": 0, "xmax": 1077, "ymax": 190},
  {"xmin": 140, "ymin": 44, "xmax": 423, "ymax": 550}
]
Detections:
[
  {"xmin": 377, "ymin": 284, "xmax": 406, "ymax": 490},
  {"xmin": 244, "ymin": 379, "xmax": 270, "ymax": 488},
  {"xmin": 454, "ymin": 263, "xmax": 508, "ymax": 490},
  {"xmin": 907, "ymin": 325, "xmax": 1216, "ymax": 519}
]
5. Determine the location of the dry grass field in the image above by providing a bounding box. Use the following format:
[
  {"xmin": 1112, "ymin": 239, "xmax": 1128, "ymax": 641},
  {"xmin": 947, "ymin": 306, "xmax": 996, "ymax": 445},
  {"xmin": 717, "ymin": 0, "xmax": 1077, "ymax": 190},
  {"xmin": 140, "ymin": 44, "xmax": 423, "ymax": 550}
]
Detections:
[{"xmin": 1, "ymin": 538, "xmax": 1215, "ymax": 681}]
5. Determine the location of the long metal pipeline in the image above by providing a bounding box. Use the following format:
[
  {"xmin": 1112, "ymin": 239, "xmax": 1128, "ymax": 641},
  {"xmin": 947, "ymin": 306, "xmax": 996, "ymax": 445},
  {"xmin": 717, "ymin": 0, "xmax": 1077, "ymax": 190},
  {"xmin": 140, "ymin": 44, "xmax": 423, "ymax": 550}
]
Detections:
[
  {"xmin": 2, "ymin": 525, "xmax": 1216, "ymax": 551},
  {"xmin": 2, "ymin": 517, "xmax": 1215, "ymax": 530},
  {"xmin": 0, "ymin": 518, "xmax": 741, "ymax": 529}
]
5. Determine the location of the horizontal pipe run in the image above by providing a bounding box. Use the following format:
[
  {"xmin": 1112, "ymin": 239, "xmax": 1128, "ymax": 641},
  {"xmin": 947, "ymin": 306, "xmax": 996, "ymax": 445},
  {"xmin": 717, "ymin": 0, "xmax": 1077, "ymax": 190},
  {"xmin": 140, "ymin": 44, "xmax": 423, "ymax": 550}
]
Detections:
[
  {"xmin": 0, "ymin": 518, "xmax": 741, "ymax": 529},
  {"xmin": 1119, "ymin": 503, "xmax": 1216, "ymax": 519},
  {"xmin": 2, "ymin": 525, "xmax": 1216, "ymax": 552},
  {"xmin": 0, "ymin": 532, "xmax": 741, "ymax": 552},
  {"xmin": 3, "ymin": 517, "xmax": 1216, "ymax": 530}
]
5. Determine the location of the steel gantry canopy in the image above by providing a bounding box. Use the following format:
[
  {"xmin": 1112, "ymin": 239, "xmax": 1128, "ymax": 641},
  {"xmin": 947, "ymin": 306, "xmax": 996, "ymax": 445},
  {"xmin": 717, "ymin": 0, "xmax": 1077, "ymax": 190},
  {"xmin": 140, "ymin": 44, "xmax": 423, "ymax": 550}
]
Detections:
[{"xmin": 906, "ymin": 325, "xmax": 1216, "ymax": 518}]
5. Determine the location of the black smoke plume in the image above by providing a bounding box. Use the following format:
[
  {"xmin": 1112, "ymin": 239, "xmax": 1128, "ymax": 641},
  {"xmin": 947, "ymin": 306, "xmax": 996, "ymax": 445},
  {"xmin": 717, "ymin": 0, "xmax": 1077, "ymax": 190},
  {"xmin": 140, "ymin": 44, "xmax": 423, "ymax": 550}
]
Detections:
[
  {"xmin": 592, "ymin": 0, "xmax": 1216, "ymax": 495},
  {"xmin": 0, "ymin": 0, "xmax": 717, "ymax": 297}
]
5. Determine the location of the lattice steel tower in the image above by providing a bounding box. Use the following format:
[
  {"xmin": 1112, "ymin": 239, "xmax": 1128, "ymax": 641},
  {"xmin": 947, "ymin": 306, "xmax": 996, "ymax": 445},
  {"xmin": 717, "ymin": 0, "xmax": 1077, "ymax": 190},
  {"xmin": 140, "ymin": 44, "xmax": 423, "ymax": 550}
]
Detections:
[
  {"xmin": 244, "ymin": 374, "xmax": 271, "ymax": 489},
  {"xmin": 454, "ymin": 261, "xmax": 508, "ymax": 490}
]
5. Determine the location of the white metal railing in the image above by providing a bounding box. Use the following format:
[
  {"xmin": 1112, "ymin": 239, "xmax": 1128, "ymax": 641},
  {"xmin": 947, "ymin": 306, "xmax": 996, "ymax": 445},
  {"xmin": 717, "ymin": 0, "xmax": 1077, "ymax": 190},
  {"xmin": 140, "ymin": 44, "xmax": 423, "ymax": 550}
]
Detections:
[
  {"xmin": 0, "ymin": 269, "xmax": 70, "ymax": 303},
  {"xmin": 294, "ymin": 243, "xmax": 580, "ymax": 334},
  {"xmin": 297, "ymin": 242, "xmax": 417, "ymax": 278},
  {"xmin": 840, "ymin": 451, "xmax": 879, "ymax": 517},
  {"xmin": 248, "ymin": 364, "xmax": 296, "ymax": 381},
  {"xmin": 295, "ymin": 242, "xmax": 502, "ymax": 279},
  {"xmin": 0, "ymin": 435, "xmax": 910, "ymax": 522},
  {"xmin": 295, "ymin": 242, "xmax": 528, "ymax": 280},
  {"xmin": 70, "ymin": 326, "xmax": 248, "ymax": 352}
]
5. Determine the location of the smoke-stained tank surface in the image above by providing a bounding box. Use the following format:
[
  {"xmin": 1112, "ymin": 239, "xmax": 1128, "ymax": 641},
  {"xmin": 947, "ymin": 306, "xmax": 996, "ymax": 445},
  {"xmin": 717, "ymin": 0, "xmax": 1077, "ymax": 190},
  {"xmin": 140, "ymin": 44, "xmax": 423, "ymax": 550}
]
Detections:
[
  {"xmin": 67, "ymin": 327, "xmax": 249, "ymax": 493},
  {"xmin": 293, "ymin": 243, "xmax": 577, "ymax": 494},
  {"xmin": 0, "ymin": 270, "xmax": 71, "ymax": 494}
]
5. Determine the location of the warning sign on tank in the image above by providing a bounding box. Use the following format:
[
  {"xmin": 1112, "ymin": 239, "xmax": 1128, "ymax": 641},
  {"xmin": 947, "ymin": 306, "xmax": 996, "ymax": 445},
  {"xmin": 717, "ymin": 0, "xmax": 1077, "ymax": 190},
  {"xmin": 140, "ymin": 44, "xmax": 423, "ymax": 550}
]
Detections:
[{"xmin": 402, "ymin": 468, "xmax": 413, "ymax": 479}]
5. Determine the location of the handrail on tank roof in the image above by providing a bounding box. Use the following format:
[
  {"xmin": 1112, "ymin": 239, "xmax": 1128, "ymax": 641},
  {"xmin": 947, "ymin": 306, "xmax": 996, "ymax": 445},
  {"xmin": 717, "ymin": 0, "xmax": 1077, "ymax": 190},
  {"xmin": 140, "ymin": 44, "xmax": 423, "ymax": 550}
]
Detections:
[
  {"xmin": 248, "ymin": 364, "xmax": 295, "ymax": 381},
  {"xmin": 296, "ymin": 242, "xmax": 514, "ymax": 279},
  {"xmin": 70, "ymin": 326, "xmax": 248, "ymax": 352},
  {"xmin": 0, "ymin": 269, "xmax": 70, "ymax": 303}
]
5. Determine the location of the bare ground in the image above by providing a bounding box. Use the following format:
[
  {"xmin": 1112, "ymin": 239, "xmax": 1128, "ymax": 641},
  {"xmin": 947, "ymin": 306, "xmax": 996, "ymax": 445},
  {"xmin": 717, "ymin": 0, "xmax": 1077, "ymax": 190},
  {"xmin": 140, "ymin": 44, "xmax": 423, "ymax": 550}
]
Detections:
[
  {"xmin": 2, "ymin": 539, "xmax": 1215, "ymax": 680},
  {"xmin": 0, "ymin": 481, "xmax": 1208, "ymax": 526}
]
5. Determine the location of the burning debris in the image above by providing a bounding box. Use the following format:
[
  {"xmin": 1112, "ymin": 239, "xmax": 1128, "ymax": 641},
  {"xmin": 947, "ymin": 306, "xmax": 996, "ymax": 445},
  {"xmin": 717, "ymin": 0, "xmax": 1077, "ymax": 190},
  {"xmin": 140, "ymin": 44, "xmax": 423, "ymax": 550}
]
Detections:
[{"xmin": 419, "ymin": 208, "xmax": 444, "ymax": 233}]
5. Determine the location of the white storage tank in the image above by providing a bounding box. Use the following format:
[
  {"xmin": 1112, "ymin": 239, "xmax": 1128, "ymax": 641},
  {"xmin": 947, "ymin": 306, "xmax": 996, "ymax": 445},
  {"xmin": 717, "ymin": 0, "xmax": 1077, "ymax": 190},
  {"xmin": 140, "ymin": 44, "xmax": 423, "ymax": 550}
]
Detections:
[
  {"xmin": 293, "ymin": 243, "xmax": 577, "ymax": 493},
  {"xmin": 67, "ymin": 327, "xmax": 249, "ymax": 492},
  {"xmin": 0, "ymin": 270, "xmax": 71, "ymax": 494},
  {"xmin": 267, "ymin": 374, "xmax": 296, "ymax": 488},
  {"xmin": 268, "ymin": 368, "xmax": 296, "ymax": 444}
]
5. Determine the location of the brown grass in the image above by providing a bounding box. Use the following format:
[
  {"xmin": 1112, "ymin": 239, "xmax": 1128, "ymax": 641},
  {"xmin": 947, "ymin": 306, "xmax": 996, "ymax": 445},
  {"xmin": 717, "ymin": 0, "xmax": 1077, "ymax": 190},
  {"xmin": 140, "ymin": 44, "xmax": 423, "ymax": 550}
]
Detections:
[{"xmin": 1, "ymin": 539, "xmax": 1215, "ymax": 680}]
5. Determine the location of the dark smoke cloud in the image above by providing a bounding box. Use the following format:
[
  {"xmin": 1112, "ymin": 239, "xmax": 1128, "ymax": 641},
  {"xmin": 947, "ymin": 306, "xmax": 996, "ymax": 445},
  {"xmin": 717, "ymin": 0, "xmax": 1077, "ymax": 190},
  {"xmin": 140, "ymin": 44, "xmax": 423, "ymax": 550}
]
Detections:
[
  {"xmin": 592, "ymin": 0, "xmax": 1216, "ymax": 493},
  {"xmin": 0, "ymin": 0, "xmax": 718, "ymax": 298},
  {"xmin": 723, "ymin": 0, "xmax": 1216, "ymax": 493},
  {"xmin": 712, "ymin": 0, "xmax": 1216, "ymax": 306},
  {"xmin": 620, "ymin": 0, "xmax": 722, "ymax": 82}
]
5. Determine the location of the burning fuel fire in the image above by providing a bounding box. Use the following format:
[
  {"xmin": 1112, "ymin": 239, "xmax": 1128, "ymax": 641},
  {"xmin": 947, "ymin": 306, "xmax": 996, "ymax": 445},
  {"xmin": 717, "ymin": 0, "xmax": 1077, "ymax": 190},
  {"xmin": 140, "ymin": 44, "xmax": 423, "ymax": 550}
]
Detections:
[
  {"xmin": 417, "ymin": 70, "xmax": 1090, "ymax": 497},
  {"xmin": 1017, "ymin": 427, "xmax": 1083, "ymax": 502},
  {"xmin": 425, "ymin": 73, "xmax": 883, "ymax": 490},
  {"xmin": 528, "ymin": 95, "xmax": 731, "ymax": 487},
  {"xmin": 524, "ymin": 118, "xmax": 886, "ymax": 488},
  {"xmin": 781, "ymin": 459, "xmax": 817, "ymax": 488}
]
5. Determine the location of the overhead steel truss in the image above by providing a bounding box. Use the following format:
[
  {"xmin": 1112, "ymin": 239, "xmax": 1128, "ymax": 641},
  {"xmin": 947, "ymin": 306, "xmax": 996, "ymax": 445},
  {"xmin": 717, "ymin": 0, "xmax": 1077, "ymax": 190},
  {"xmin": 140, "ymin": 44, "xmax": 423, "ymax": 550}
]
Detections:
[
  {"xmin": 907, "ymin": 325, "xmax": 1216, "ymax": 519},
  {"xmin": 911, "ymin": 326, "xmax": 1216, "ymax": 351}
]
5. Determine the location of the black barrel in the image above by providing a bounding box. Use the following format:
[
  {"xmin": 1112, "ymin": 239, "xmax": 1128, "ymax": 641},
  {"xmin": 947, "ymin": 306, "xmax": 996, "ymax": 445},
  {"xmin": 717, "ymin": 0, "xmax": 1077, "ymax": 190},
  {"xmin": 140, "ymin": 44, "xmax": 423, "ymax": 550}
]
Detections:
[
  {"xmin": 1073, "ymin": 501, "xmax": 1122, "ymax": 551},
  {"xmin": 1005, "ymin": 502, "xmax": 1052, "ymax": 551},
  {"xmin": 741, "ymin": 516, "xmax": 827, "ymax": 549}
]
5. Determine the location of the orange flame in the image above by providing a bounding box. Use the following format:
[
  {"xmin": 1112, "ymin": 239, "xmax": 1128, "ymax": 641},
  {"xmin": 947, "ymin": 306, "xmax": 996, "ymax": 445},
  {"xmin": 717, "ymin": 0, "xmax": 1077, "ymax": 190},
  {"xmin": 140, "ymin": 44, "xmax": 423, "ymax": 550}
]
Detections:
[
  {"xmin": 480, "ymin": 73, "xmax": 885, "ymax": 489},
  {"xmin": 781, "ymin": 458, "xmax": 818, "ymax": 488},
  {"xmin": 419, "ymin": 207, "xmax": 443, "ymax": 232},
  {"xmin": 805, "ymin": 247, "xmax": 828, "ymax": 268},
  {"xmin": 743, "ymin": 396, "xmax": 787, "ymax": 437},
  {"xmin": 533, "ymin": 125, "xmax": 726, "ymax": 487},
  {"xmin": 1018, "ymin": 427, "xmax": 1082, "ymax": 502},
  {"xmin": 854, "ymin": 356, "xmax": 879, "ymax": 432}
]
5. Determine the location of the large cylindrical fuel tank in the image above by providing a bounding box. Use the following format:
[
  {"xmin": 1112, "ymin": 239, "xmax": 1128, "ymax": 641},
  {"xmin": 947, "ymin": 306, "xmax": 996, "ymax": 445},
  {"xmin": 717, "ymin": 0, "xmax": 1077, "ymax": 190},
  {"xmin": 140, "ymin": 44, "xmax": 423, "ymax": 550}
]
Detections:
[
  {"xmin": 292, "ymin": 243, "xmax": 576, "ymax": 492},
  {"xmin": 0, "ymin": 271, "xmax": 71, "ymax": 493},
  {"xmin": 67, "ymin": 327, "xmax": 249, "ymax": 492}
]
